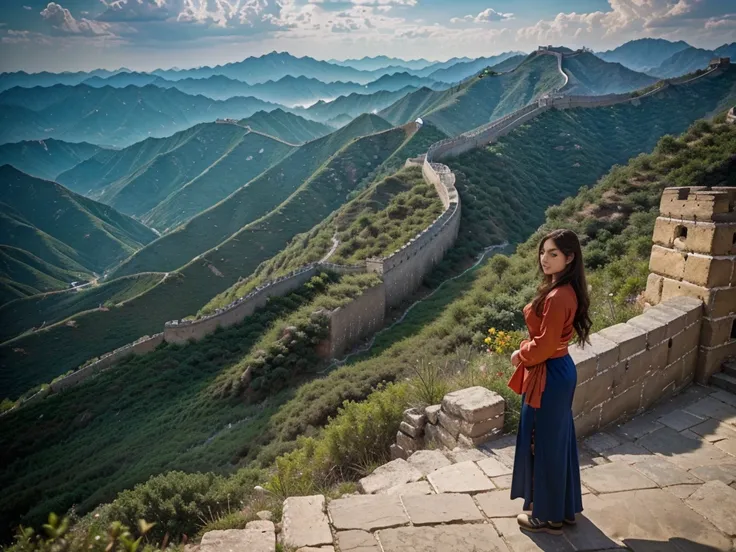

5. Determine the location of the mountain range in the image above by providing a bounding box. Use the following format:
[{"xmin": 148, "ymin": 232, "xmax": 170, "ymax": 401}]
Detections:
[
  {"xmin": 0, "ymin": 139, "xmax": 102, "ymax": 181},
  {"xmin": 0, "ymin": 165, "xmax": 157, "ymax": 303}
]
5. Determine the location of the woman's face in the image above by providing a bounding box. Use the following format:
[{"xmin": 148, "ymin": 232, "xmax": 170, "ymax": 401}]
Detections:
[{"xmin": 540, "ymin": 238, "xmax": 572, "ymax": 278}]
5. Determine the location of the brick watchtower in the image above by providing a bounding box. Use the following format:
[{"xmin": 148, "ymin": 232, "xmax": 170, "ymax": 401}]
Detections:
[{"xmin": 644, "ymin": 186, "xmax": 736, "ymax": 384}]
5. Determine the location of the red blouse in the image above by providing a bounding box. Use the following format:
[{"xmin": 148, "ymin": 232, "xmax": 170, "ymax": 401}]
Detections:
[{"xmin": 508, "ymin": 284, "xmax": 578, "ymax": 408}]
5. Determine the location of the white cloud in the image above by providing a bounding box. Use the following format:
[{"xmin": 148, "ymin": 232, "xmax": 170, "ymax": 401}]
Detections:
[
  {"xmin": 451, "ymin": 7, "xmax": 513, "ymax": 24},
  {"xmin": 41, "ymin": 2, "xmax": 115, "ymax": 35},
  {"xmin": 517, "ymin": 0, "xmax": 735, "ymax": 46},
  {"xmin": 308, "ymin": 0, "xmax": 416, "ymax": 5},
  {"xmin": 98, "ymin": 0, "xmax": 170, "ymax": 22},
  {"xmin": 23, "ymin": 5, "xmax": 33, "ymax": 10}
]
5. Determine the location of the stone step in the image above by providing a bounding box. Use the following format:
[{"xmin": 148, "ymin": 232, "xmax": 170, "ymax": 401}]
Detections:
[
  {"xmin": 282, "ymin": 495, "xmax": 333, "ymax": 549},
  {"xmin": 711, "ymin": 372, "xmax": 736, "ymax": 394},
  {"xmin": 722, "ymin": 360, "xmax": 736, "ymax": 379},
  {"xmin": 199, "ymin": 521, "xmax": 275, "ymax": 552}
]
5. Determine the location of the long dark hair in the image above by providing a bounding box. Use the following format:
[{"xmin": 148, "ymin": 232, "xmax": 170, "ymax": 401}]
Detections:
[{"xmin": 531, "ymin": 229, "xmax": 592, "ymax": 345}]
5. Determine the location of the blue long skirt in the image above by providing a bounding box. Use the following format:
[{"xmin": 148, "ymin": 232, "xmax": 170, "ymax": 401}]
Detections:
[{"xmin": 510, "ymin": 354, "xmax": 583, "ymax": 523}]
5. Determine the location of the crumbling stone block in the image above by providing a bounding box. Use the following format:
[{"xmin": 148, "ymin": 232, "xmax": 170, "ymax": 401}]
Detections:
[{"xmin": 441, "ymin": 387, "xmax": 504, "ymax": 423}]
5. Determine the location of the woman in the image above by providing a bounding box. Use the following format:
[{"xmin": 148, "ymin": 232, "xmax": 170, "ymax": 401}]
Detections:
[{"xmin": 508, "ymin": 229, "xmax": 592, "ymax": 535}]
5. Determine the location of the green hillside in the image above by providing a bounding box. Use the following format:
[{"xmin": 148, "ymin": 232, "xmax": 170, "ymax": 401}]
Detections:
[
  {"xmin": 379, "ymin": 53, "xmax": 564, "ymax": 135},
  {"xmin": 238, "ymin": 109, "xmax": 332, "ymax": 143},
  {"xmin": 142, "ymin": 133, "xmax": 295, "ymax": 232},
  {"xmin": 562, "ymin": 52, "xmax": 658, "ymax": 94},
  {"xmin": 0, "ymin": 167, "xmax": 157, "ymax": 299},
  {"xmin": 0, "ymin": 246, "xmax": 85, "ymax": 302},
  {"xmin": 650, "ymin": 46, "xmax": 718, "ymax": 78},
  {"xmin": 0, "ymin": 118, "xmax": 407, "ymax": 397},
  {"xmin": 203, "ymin": 165, "xmax": 443, "ymax": 313},
  {"xmin": 1, "ymin": 114, "xmax": 733, "ymax": 542},
  {"xmin": 0, "ymin": 139, "xmax": 102, "ymax": 181},
  {"xmin": 0, "ymin": 272, "xmax": 166, "ymax": 343},
  {"xmin": 110, "ymin": 114, "xmax": 393, "ymax": 278}
]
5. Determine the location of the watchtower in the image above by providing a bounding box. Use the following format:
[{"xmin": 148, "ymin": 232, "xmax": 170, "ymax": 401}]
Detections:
[{"xmin": 644, "ymin": 186, "xmax": 736, "ymax": 383}]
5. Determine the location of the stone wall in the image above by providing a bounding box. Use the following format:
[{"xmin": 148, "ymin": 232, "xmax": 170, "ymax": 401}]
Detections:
[
  {"xmin": 49, "ymin": 333, "xmax": 165, "ymax": 393},
  {"xmin": 164, "ymin": 265, "xmax": 319, "ymax": 344},
  {"xmin": 571, "ymin": 296, "xmax": 703, "ymax": 438},
  {"xmin": 324, "ymin": 283, "xmax": 386, "ymax": 358}
]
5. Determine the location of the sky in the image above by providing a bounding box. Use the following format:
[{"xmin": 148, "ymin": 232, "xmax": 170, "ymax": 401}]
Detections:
[{"xmin": 0, "ymin": 0, "xmax": 734, "ymax": 72}]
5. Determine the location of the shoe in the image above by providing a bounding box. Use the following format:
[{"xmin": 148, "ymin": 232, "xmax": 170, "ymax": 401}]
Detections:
[
  {"xmin": 517, "ymin": 513, "xmax": 563, "ymax": 535},
  {"xmin": 564, "ymin": 516, "xmax": 576, "ymax": 525}
]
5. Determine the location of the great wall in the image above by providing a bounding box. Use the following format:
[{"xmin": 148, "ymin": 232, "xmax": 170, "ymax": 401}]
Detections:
[{"xmin": 26, "ymin": 52, "xmax": 733, "ymax": 402}]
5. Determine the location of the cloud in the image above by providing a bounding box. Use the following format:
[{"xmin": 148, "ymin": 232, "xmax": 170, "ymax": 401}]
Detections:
[
  {"xmin": 451, "ymin": 7, "xmax": 513, "ymax": 24},
  {"xmin": 23, "ymin": 5, "xmax": 33, "ymax": 10},
  {"xmin": 41, "ymin": 2, "xmax": 115, "ymax": 35},
  {"xmin": 308, "ymin": 0, "xmax": 416, "ymax": 5},
  {"xmin": 1, "ymin": 29, "xmax": 53, "ymax": 44},
  {"xmin": 516, "ymin": 0, "xmax": 735, "ymax": 45},
  {"xmin": 98, "ymin": 0, "xmax": 171, "ymax": 22}
]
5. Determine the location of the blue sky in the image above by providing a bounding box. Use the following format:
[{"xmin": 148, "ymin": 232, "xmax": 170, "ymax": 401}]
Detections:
[{"xmin": 0, "ymin": 0, "xmax": 734, "ymax": 72}]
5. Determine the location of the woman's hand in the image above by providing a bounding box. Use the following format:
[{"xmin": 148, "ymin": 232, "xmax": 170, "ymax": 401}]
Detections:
[{"xmin": 511, "ymin": 349, "xmax": 521, "ymax": 367}]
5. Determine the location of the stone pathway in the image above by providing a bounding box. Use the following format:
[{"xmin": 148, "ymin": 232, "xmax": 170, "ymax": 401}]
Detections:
[{"xmin": 208, "ymin": 384, "xmax": 736, "ymax": 551}]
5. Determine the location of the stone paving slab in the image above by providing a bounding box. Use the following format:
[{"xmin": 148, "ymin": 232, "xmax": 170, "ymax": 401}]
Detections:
[
  {"xmin": 380, "ymin": 480, "xmax": 433, "ymax": 496},
  {"xmin": 583, "ymin": 432, "xmax": 621, "ymax": 453},
  {"xmin": 686, "ymin": 480, "xmax": 736, "ymax": 537},
  {"xmin": 406, "ymin": 450, "xmax": 452, "ymax": 475},
  {"xmin": 477, "ymin": 456, "xmax": 513, "ymax": 477},
  {"xmin": 689, "ymin": 417, "xmax": 736, "ymax": 442},
  {"xmin": 358, "ymin": 458, "xmax": 423, "ymax": 494},
  {"xmin": 689, "ymin": 463, "xmax": 736, "ymax": 484},
  {"xmin": 631, "ymin": 457, "xmax": 702, "ymax": 487},
  {"xmin": 636, "ymin": 426, "xmax": 732, "ymax": 470},
  {"xmin": 684, "ymin": 397, "xmax": 736, "ymax": 425},
  {"xmin": 335, "ymin": 530, "xmax": 381, "ymax": 552},
  {"xmin": 602, "ymin": 442, "xmax": 650, "ymax": 464},
  {"xmin": 200, "ymin": 527, "xmax": 274, "ymax": 552},
  {"xmin": 376, "ymin": 524, "xmax": 510, "ymax": 552},
  {"xmin": 479, "ymin": 434, "xmax": 516, "ymax": 468},
  {"xmin": 491, "ymin": 474, "xmax": 513, "ymax": 489},
  {"xmin": 715, "ymin": 438, "xmax": 736, "ymax": 456},
  {"xmin": 663, "ymin": 483, "xmax": 702, "ymax": 499},
  {"xmin": 711, "ymin": 389, "xmax": 736, "ymax": 408},
  {"xmin": 582, "ymin": 488, "xmax": 732, "ymax": 551},
  {"xmin": 401, "ymin": 492, "xmax": 484, "ymax": 525},
  {"xmin": 657, "ymin": 409, "xmax": 705, "ymax": 431},
  {"xmin": 427, "ymin": 460, "xmax": 495, "ymax": 494},
  {"xmin": 474, "ymin": 490, "xmax": 525, "ymax": 518},
  {"xmin": 491, "ymin": 518, "xmax": 574, "ymax": 552},
  {"xmin": 296, "ymin": 547, "xmax": 334, "ymax": 552},
  {"xmin": 446, "ymin": 447, "xmax": 489, "ymax": 463},
  {"xmin": 580, "ymin": 462, "xmax": 657, "ymax": 493},
  {"xmin": 611, "ymin": 412, "xmax": 663, "ymax": 441},
  {"xmin": 328, "ymin": 495, "xmax": 408, "ymax": 532},
  {"xmin": 282, "ymin": 495, "xmax": 332, "ymax": 549}
]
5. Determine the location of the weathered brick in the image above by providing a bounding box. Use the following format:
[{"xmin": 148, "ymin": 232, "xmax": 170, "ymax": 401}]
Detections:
[
  {"xmin": 683, "ymin": 254, "xmax": 734, "ymax": 288},
  {"xmin": 441, "ymin": 387, "xmax": 504, "ymax": 423},
  {"xmin": 701, "ymin": 316, "xmax": 736, "ymax": 348},
  {"xmin": 649, "ymin": 244, "xmax": 686, "ymax": 280},
  {"xmin": 641, "ymin": 366, "xmax": 677, "ymax": 408},
  {"xmin": 598, "ymin": 323, "xmax": 648, "ymax": 359},
  {"xmin": 424, "ymin": 422, "xmax": 457, "ymax": 450},
  {"xmin": 587, "ymin": 333, "xmax": 620, "ymax": 374},
  {"xmin": 424, "ymin": 405, "xmax": 441, "ymax": 425},
  {"xmin": 569, "ymin": 342, "xmax": 597, "ymax": 382},
  {"xmin": 438, "ymin": 409, "xmax": 502, "ymax": 439},
  {"xmin": 403, "ymin": 408, "xmax": 427, "ymax": 430},
  {"xmin": 396, "ymin": 431, "xmax": 422, "ymax": 454},
  {"xmin": 661, "ymin": 295, "xmax": 704, "ymax": 326},
  {"xmin": 643, "ymin": 303, "xmax": 688, "ymax": 338},
  {"xmin": 574, "ymin": 407, "xmax": 601, "ymax": 439},
  {"xmin": 661, "ymin": 279, "xmax": 736, "ymax": 317},
  {"xmin": 615, "ymin": 352, "xmax": 651, "ymax": 391},
  {"xmin": 573, "ymin": 370, "xmax": 614, "ymax": 414},
  {"xmin": 457, "ymin": 428, "xmax": 503, "ymax": 447},
  {"xmin": 667, "ymin": 326, "xmax": 700, "ymax": 365},
  {"xmin": 600, "ymin": 384, "xmax": 643, "ymax": 429},
  {"xmin": 390, "ymin": 444, "xmax": 408, "ymax": 461},
  {"xmin": 680, "ymin": 349, "xmax": 697, "ymax": 388},
  {"xmin": 399, "ymin": 421, "xmax": 422, "ymax": 439},
  {"xmin": 644, "ymin": 273, "xmax": 664, "ymax": 304},
  {"xmin": 653, "ymin": 218, "xmax": 733, "ymax": 255},
  {"xmin": 627, "ymin": 313, "xmax": 668, "ymax": 348}
]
